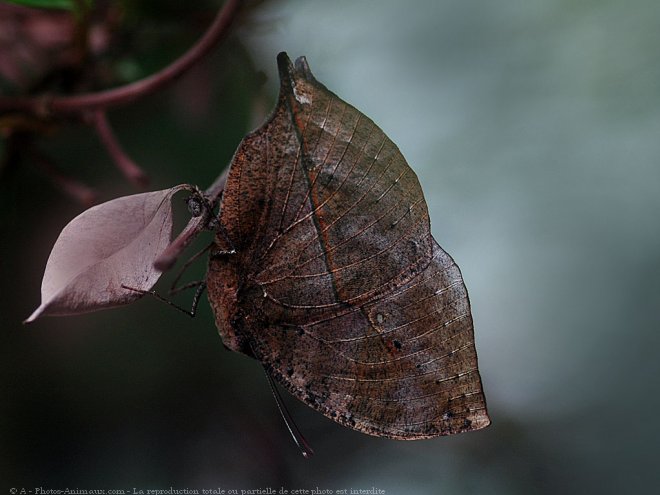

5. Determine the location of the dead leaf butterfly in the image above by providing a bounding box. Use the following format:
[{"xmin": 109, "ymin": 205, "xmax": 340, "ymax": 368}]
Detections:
[{"xmin": 206, "ymin": 53, "xmax": 490, "ymax": 439}]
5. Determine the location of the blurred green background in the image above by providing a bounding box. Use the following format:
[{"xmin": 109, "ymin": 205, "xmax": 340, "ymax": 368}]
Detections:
[{"xmin": 2, "ymin": 0, "xmax": 659, "ymax": 493}]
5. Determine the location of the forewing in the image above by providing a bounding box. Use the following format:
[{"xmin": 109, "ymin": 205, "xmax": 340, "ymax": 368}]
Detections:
[{"xmin": 250, "ymin": 54, "xmax": 433, "ymax": 308}]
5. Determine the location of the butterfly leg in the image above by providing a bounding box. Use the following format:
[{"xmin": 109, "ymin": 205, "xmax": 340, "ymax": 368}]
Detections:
[
  {"xmin": 168, "ymin": 242, "xmax": 213, "ymax": 295},
  {"xmin": 121, "ymin": 281, "xmax": 206, "ymax": 317},
  {"xmin": 210, "ymin": 221, "xmax": 237, "ymax": 257}
]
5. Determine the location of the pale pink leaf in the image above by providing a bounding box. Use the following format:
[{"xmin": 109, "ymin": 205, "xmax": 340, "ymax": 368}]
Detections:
[{"xmin": 26, "ymin": 185, "xmax": 189, "ymax": 322}]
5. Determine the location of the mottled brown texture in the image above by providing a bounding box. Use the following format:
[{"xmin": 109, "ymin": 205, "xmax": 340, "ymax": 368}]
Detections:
[{"xmin": 207, "ymin": 53, "xmax": 490, "ymax": 439}]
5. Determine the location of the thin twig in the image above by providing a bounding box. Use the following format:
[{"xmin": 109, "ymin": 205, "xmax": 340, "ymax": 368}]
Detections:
[
  {"xmin": 31, "ymin": 151, "xmax": 98, "ymax": 206},
  {"xmin": 92, "ymin": 110, "xmax": 148, "ymax": 188},
  {"xmin": 0, "ymin": 0, "xmax": 243, "ymax": 116},
  {"xmin": 205, "ymin": 167, "xmax": 229, "ymax": 202}
]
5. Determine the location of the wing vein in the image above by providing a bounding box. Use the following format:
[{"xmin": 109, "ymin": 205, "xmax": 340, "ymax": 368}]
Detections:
[{"xmin": 261, "ymin": 208, "xmax": 429, "ymax": 283}]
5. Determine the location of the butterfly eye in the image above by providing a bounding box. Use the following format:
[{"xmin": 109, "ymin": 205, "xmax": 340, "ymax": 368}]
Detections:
[{"xmin": 186, "ymin": 195, "xmax": 204, "ymax": 217}]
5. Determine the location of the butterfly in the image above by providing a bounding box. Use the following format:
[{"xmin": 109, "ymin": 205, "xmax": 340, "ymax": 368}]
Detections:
[{"xmin": 206, "ymin": 52, "xmax": 489, "ymax": 440}]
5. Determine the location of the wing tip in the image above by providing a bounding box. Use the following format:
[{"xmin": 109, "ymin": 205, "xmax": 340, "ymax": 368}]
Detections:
[{"xmin": 277, "ymin": 51, "xmax": 320, "ymax": 92}]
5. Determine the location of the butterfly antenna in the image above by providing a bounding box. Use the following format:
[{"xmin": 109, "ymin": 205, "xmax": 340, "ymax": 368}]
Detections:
[{"xmin": 262, "ymin": 366, "xmax": 315, "ymax": 458}]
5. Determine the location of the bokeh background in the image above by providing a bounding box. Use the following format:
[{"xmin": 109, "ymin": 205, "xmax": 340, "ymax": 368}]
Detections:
[{"xmin": 2, "ymin": 0, "xmax": 659, "ymax": 493}]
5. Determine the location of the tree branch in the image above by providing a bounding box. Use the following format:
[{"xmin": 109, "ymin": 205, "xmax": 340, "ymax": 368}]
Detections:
[
  {"xmin": 31, "ymin": 151, "xmax": 98, "ymax": 206},
  {"xmin": 0, "ymin": 0, "xmax": 242, "ymax": 116},
  {"xmin": 205, "ymin": 166, "xmax": 229, "ymax": 202},
  {"xmin": 92, "ymin": 110, "xmax": 148, "ymax": 188}
]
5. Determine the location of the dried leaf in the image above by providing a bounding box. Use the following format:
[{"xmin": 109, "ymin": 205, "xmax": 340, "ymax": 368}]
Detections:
[
  {"xmin": 206, "ymin": 53, "xmax": 490, "ymax": 439},
  {"xmin": 26, "ymin": 186, "xmax": 189, "ymax": 322}
]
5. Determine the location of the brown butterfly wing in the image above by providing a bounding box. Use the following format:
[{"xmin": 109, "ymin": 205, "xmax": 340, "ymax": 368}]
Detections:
[{"xmin": 207, "ymin": 53, "xmax": 489, "ymax": 438}]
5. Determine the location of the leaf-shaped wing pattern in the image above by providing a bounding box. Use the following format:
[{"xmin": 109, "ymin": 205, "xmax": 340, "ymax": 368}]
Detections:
[
  {"xmin": 255, "ymin": 241, "xmax": 488, "ymax": 438},
  {"xmin": 208, "ymin": 53, "xmax": 489, "ymax": 438}
]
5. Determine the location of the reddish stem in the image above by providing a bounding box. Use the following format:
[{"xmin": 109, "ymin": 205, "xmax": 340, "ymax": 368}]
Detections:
[
  {"xmin": 0, "ymin": 0, "xmax": 242, "ymax": 116},
  {"xmin": 205, "ymin": 167, "xmax": 228, "ymax": 202},
  {"xmin": 32, "ymin": 152, "xmax": 98, "ymax": 206},
  {"xmin": 92, "ymin": 110, "xmax": 148, "ymax": 188}
]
